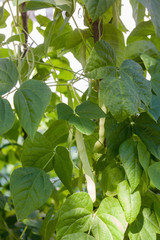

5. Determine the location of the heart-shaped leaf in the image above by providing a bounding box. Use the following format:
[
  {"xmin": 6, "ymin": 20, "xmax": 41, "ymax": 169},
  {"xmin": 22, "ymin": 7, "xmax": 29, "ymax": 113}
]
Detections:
[
  {"xmin": 10, "ymin": 167, "xmax": 53, "ymax": 220},
  {"xmin": 14, "ymin": 79, "xmax": 51, "ymax": 140},
  {"xmin": 57, "ymin": 103, "xmax": 74, "ymax": 120},
  {"xmin": 0, "ymin": 58, "xmax": 18, "ymax": 95}
]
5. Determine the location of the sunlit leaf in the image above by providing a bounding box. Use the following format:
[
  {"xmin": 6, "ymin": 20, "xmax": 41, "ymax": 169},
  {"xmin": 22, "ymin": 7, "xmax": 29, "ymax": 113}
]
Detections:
[
  {"xmin": 61, "ymin": 233, "xmax": 95, "ymax": 240},
  {"xmin": 117, "ymin": 180, "xmax": 141, "ymax": 224},
  {"xmin": 129, "ymin": 208, "xmax": 159, "ymax": 239},
  {"xmin": 91, "ymin": 197, "xmax": 127, "ymax": 240},
  {"xmin": 56, "ymin": 192, "xmax": 93, "ymax": 240}
]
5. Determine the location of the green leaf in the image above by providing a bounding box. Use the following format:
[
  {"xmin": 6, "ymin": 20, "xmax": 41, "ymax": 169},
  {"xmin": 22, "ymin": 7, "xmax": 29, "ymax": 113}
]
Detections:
[
  {"xmin": 14, "ymin": 79, "xmax": 51, "ymax": 140},
  {"xmin": 134, "ymin": 113, "xmax": 160, "ymax": 160},
  {"xmin": 100, "ymin": 59, "xmax": 151, "ymax": 122},
  {"xmin": 44, "ymin": 16, "xmax": 86, "ymax": 53},
  {"xmin": 85, "ymin": 40, "xmax": 116, "ymax": 79},
  {"xmin": 75, "ymin": 101, "xmax": 106, "ymax": 119},
  {"xmin": 83, "ymin": 0, "xmax": 116, "ymax": 21},
  {"xmin": 44, "ymin": 120, "xmax": 69, "ymax": 148},
  {"xmin": 21, "ymin": 132, "xmax": 54, "ymax": 172},
  {"xmin": 24, "ymin": 2, "xmax": 53, "ymax": 10},
  {"xmin": 149, "ymin": 95, "xmax": 160, "ymax": 121},
  {"xmin": 10, "ymin": 167, "xmax": 53, "ymax": 220},
  {"xmin": 42, "ymin": 216, "xmax": 58, "ymax": 240},
  {"xmin": 0, "ymin": 58, "xmax": 18, "ymax": 95},
  {"xmin": 148, "ymin": 162, "xmax": 160, "ymax": 190},
  {"xmin": 44, "ymin": 13, "xmax": 62, "ymax": 55},
  {"xmin": 56, "ymin": 192, "xmax": 93, "ymax": 240},
  {"xmin": 137, "ymin": 0, "xmax": 160, "ymax": 37},
  {"xmin": 154, "ymin": 201, "xmax": 160, "ymax": 227},
  {"xmin": 0, "ymin": 7, "xmax": 10, "ymax": 28},
  {"xmin": 13, "ymin": 0, "xmax": 73, "ymax": 14},
  {"xmin": 6, "ymin": 34, "xmax": 25, "ymax": 44},
  {"xmin": 54, "ymin": 146, "xmax": 73, "ymax": 193},
  {"xmin": 129, "ymin": 0, "xmax": 145, "ymax": 25},
  {"xmin": 0, "ymin": 98, "xmax": 15, "ymax": 135},
  {"xmin": 105, "ymin": 113, "xmax": 132, "ymax": 159},
  {"xmin": 117, "ymin": 180, "xmax": 141, "ymax": 224},
  {"xmin": 57, "ymin": 103, "xmax": 74, "ymax": 120},
  {"xmin": 137, "ymin": 141, "xmax": 150, "ymax": 172},
  {"xmin": 61, "ymin": 233, "xmax": 96, "ymax": 240},
  {"xmin": 103, "ymin": 24, "xmax": 126, "ymax": 66},
  {"xmin": 127, "ymin": 20, "xmax": 155, "ymax": 45},
  {"xmin": 0, "ymin": 34, "xmax": 5, "ymax": 43},
  {"xmin": 119, "ymin": 138, "xmax": 142, "ymax": 192},
  {"xmin": 91, "ymin": 197, "xmax": 127, "ymax": 240},
  {"xmin": 129, "ymin": 208, "xmax": 159, "ymax": 240},
  {"xmin": 120, "ymin": 60, "xmax": 151, "ymax": 107},
  {"xmin": 140, "ymin": 54, "xmax": 157, "ymax": 70},
  {"xmin": 36, "ymin": 15, "xmax": 50, "ymax": 26},
  {"xmin": 150, "ymin": 61, "xmax": 160, "ymax": 96},
  {"xmin": 69, "ymin": 115, "xmax": 96, "ymax": 135},
  {"xmin": 101, "ymin": 163, "xmax": 125, "ymax": 196},
  {"xmin": 52, "ymin": 28, "xmax": 91, "ymax": 51},
  {"xmin": 126, "ymin": 40, "xmax": 160, "ymax": 62}
]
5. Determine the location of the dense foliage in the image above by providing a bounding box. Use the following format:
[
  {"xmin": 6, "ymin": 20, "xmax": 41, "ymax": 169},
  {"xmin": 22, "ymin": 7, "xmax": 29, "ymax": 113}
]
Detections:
[{"xmin": 1, "ymin": 0, "xmax": 160, "ymax": 239}]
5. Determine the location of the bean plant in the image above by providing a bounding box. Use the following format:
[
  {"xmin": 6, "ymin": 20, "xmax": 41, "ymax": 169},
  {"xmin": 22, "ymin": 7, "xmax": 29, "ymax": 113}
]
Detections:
[{"xmin": 0, "ymin": 0, "xmax": 160, "ymax": 239}]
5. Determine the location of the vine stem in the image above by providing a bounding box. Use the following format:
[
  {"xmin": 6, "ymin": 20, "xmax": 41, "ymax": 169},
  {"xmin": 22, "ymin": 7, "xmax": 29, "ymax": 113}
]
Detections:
[
  {"xmin": 20, "ymin": 226, "xmax": 28, "ymax": 239},
  {"xmin": 75, "ymin": 129, "xmax": 96, "ymax": 202}
]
